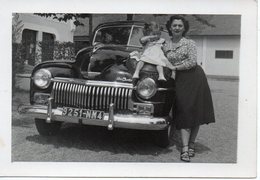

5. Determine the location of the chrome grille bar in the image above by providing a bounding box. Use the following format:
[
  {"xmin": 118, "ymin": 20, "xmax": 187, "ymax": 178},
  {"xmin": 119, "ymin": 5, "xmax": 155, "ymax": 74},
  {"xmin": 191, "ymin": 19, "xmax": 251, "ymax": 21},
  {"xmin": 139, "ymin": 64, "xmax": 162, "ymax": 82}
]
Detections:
[
  {"xmin": 83, "ymin": 85, "xmax": 87, "ymax": 108},
  {"xmin": 73, "ymin": 84, "xmax": 77, "ymax": 106},
  {"xmin": 60, "ymin": 82, "xmax": 65, "ymax": 105},
  {"xmin": 91, "ymin": 86, "xmax": 95, "ymax": 109},
  {"xmin": 66, "ymin": 83, "xmax": 70, "ymax": 106},
  {"xmin": 99, "ymin": 86, "xmax": 104, "ymax": 110},
  {"xmin": 117, "ymin": 88, "xmax": 121, "ymax": 109},
  {"xmin": 52, "ymin": 81, "xmax": 132, "ymax": 110}
]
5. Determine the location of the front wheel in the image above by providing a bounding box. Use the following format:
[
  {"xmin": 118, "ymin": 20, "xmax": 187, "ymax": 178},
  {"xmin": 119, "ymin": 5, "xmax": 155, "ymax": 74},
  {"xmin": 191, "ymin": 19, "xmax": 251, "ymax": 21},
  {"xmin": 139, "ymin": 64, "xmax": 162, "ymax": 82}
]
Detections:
[
  {"xmin": 153, "ymin": 125, "xmax": 172, "ymax": 148},
  {"xmin": 35, "ymin": 118, "xmax": 62, "ymax": 136}
]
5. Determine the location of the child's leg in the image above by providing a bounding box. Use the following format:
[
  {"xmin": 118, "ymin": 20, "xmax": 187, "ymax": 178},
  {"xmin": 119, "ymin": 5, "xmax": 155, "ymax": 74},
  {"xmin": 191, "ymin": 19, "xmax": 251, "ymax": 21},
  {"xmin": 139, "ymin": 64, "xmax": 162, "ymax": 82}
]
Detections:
[
  {"xmin": 133, "ymin": 61, "xmax": 144, "ymax": 79},
  {"xmin": 156, "ymin": 65, "xmax": 166, "ymax": 81},
  {"xmin": 171, "ymin": 70, "xmax": 176, "ymax": 79}
]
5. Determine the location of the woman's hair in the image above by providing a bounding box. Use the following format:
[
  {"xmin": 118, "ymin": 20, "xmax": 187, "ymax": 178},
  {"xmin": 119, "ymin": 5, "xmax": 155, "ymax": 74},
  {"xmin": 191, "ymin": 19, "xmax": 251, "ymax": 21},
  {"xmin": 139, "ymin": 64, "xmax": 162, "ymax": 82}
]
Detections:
[
  {"xmin": 143, "ymin": 21, "xmax": 161, "ymax": 36},
  {"xmin": 166, "ymin": 15, "xmax": 189, "ymax": 36}
]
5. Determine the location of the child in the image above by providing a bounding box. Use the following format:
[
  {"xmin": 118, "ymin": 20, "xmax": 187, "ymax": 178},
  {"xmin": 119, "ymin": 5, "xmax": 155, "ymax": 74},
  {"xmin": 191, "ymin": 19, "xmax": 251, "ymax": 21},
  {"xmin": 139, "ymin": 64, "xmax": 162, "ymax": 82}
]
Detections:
[{"xmin": 130, "ymin": 21, "xmax": 176, "ymax": 81}]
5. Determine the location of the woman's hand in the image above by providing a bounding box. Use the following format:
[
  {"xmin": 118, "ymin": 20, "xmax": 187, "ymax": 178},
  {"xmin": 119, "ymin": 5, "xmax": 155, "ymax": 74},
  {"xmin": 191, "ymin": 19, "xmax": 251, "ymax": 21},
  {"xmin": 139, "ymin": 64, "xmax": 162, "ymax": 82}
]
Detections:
[
  {"xmin": 169, "ymin": 66, "xmax": 177, "ymax": 71},
  {"xmin": 166, "ymin": 62, "xmax": 177, "ymax": 71}
]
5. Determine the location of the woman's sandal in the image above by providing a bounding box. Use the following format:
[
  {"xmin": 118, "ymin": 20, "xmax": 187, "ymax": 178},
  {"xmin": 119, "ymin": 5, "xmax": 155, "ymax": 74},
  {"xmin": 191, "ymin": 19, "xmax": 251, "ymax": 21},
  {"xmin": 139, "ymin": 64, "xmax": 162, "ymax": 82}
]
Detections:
[
  {"xmin": 180, "ymin": 151, "xmax": 190, "ymax": 162},
  {"xmin": 188, "ymin": 142, "xmax": 195, "ymax": 157},
  {"xmin": 188, "ymin": 148, "xmax": 195, "ymax": 157}
]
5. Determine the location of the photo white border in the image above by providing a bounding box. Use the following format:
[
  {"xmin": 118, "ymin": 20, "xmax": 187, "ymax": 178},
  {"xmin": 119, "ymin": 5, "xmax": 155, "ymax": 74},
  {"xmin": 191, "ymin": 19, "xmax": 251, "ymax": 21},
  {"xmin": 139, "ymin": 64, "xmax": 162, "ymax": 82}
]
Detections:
[{"xmin": 0, "ymin": 0, "xmax": 257, "ymax": 178}]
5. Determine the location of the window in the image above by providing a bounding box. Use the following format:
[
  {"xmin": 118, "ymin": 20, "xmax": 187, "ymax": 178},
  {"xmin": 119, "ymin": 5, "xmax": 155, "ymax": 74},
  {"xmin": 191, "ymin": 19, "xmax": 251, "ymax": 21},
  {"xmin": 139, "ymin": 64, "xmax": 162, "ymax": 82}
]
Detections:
[
  {"xmin": 22, "ymin": 29, "xmax": 37, "ymax": 65},
  {"xmin": 42, "ymin": 32, "xmax": 55, "ymax": 62},
  {"xmin": 215, "ymin": 50, "xmax": 233, "ymax": 59},
  {"xmin": 128, "ymin": 26, "xmax": 143, "ymax": 47}
]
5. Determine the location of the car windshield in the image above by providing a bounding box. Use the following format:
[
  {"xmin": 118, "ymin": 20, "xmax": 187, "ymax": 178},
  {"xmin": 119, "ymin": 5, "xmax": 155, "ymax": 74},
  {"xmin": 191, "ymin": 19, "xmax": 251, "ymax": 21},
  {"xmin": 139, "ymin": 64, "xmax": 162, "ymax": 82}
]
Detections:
[
  {"xmin": 93, "ymin": 26, "xmax": 132, "ymax": 46},
  {"xmin": 93, "ymin": 25, "xmax": 170, "ymax": 47}
]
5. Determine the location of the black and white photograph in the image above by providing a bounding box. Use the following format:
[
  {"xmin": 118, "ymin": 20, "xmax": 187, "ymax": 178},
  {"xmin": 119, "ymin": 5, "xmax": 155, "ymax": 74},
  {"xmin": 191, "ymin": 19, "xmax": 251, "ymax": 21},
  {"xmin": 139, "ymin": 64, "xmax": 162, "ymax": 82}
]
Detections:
[
  {"xmin": 0, "ymin": 0, "xmax": 257, "ymax": 178},
  {"xmin": 12, "ymin": 13, "xmax": 238, "ymax": 163}
]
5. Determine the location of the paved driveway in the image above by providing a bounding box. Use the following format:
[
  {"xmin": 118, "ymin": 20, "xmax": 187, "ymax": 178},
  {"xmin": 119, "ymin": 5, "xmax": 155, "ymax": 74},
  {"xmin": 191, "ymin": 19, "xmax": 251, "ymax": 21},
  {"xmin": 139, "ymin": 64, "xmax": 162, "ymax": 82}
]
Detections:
[{"xmin": 12, "ymin": 78, "xmax": 238, "ymax": 163}]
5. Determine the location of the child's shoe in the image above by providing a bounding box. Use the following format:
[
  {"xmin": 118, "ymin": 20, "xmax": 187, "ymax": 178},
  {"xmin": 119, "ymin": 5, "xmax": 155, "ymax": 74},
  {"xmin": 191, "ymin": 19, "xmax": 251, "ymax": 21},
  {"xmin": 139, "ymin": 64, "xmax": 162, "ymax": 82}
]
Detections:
[{"xmin": 158, "ymin": 76, "xmax": 166, "ymax": 81}]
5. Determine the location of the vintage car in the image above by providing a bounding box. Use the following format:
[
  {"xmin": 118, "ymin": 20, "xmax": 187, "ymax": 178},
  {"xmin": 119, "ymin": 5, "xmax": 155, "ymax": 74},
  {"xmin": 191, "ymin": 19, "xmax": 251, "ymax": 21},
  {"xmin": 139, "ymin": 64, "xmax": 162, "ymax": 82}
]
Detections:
[{"xmin": 18, "ymin": 21, "xmax": 175, "ymax": 147}]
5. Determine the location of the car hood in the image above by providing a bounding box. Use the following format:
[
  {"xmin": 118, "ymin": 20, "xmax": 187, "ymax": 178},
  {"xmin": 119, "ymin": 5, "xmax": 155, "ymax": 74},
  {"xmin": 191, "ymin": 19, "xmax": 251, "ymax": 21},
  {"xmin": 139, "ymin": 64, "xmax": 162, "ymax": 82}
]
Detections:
[{"xmin": 89, "ymin": 44, "xmax": 141, "ymax": 72}]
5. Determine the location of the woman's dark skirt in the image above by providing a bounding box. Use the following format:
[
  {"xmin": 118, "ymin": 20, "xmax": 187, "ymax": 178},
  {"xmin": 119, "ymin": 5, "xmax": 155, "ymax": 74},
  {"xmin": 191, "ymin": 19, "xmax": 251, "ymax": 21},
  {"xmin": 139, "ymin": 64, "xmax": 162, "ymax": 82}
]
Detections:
[{"xmin": 172, "ymin": 65, "xmax": 215, "ymax": 130}]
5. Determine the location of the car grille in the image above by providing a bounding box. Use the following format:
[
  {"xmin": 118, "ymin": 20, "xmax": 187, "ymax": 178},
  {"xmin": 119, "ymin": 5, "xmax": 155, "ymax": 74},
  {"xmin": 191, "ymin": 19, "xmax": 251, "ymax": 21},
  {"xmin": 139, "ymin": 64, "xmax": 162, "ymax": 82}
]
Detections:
[{"xmin": 52, "ymin": 80, "xmax": 133, "ymax": 111}]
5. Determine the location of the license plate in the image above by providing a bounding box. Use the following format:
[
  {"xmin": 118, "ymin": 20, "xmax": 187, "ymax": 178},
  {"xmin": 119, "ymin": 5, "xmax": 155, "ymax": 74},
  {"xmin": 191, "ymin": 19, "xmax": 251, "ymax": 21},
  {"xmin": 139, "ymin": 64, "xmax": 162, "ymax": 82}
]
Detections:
[{"xmin": 62, "ymin": 107, "xmax": 104, "ymax": 120}]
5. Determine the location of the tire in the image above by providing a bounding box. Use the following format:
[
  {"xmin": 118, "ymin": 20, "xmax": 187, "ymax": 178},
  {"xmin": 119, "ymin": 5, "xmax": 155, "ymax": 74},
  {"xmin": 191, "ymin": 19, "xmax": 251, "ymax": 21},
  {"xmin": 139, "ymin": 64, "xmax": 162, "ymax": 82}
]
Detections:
[
  {"xmin": 35, "ymin": 118, "xmax": 62, "ymax": 136},
  {"xmin": 153, "ymin": 125, "xmax": 172, "ymax": 148}
]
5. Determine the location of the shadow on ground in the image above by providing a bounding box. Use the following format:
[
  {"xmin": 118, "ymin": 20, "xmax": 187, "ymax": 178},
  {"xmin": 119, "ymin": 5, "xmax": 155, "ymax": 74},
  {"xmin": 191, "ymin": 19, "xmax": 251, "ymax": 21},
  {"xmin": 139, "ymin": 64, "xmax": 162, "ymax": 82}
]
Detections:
[
  {"xmin": 25, "ymin": 123, "xmax": 212, "ymax": 157},
  {"xmin": 26, "ymin": 124, "xmax": 177, "ymax": 156}
]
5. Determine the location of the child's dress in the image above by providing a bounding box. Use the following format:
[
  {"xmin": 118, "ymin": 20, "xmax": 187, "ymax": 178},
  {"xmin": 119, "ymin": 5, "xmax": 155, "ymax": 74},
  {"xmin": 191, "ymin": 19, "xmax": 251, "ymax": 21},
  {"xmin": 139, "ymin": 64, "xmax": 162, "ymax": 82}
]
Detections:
[{"xmin": 130, "ymin": 38, "xmax": 169, "ymax": 67}]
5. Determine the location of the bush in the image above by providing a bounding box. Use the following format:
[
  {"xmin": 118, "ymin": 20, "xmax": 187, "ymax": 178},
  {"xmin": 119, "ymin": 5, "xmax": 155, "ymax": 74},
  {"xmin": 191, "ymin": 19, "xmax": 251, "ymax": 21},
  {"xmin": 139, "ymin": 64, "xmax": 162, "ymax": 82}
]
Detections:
[
  {"xmin": 53, "ymin": 41, "xmax": 75, "ymax": 61},
  {"xmin": 36, "ymin": 41, "xmax": 76, "ymax": 62},
  {"xmin": 12, "ymin": 43, "xmax": 26, "ymax": 91}
]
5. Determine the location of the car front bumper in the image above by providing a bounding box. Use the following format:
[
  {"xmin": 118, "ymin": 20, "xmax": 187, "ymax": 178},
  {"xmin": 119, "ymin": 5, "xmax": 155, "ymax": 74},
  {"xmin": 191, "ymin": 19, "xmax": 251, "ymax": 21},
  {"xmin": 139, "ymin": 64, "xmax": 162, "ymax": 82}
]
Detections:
[{"xmin": 18, "ymin": 104, "xmax": 170, "ymax": 131}]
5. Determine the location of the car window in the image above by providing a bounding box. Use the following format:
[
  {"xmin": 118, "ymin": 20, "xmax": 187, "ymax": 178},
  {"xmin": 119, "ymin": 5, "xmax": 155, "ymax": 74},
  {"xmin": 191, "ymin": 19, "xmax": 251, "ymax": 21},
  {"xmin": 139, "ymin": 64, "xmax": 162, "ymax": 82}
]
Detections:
[
  {"xmin": 93, "ymin": 26, "xmax": 131, "ymax": 45},
  {"xmin": 128, "ymin": 26, "xmax": 143, "ymax": 47}
]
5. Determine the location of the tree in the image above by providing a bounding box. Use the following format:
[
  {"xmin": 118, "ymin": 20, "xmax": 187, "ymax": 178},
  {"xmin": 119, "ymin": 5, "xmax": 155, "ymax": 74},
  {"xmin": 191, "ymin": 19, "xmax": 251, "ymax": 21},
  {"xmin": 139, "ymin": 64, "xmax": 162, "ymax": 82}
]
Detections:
[
  {"xmin": 12, "ymin": 13, "xmax": 25, "ymax": 91},
  {"xmin": 34, "ymin": 13, "xmax": 93, "ymax": 37},
  {"xmin": 12, "ymin": 13, "xmax": 24, "ymax": 43}
]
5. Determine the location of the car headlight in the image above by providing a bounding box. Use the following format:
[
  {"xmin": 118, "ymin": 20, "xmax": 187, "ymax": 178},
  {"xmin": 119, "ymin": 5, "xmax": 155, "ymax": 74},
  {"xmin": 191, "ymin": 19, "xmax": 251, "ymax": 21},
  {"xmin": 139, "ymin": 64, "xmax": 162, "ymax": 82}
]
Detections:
[
  {"xmin": 136, "ymin": 78, "xmax": 157, "ymax": 99},
  {"xmin": 33, "ymin": 69, "xmax": 52, "ymax": 89}
]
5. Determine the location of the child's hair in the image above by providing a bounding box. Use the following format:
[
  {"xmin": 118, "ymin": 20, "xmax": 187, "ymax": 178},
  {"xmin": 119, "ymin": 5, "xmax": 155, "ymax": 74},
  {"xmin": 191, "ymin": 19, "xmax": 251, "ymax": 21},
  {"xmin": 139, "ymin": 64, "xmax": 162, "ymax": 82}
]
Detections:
[{"xmin": 143, "ymin": 21, "xmax": 161, "ymax": 36}]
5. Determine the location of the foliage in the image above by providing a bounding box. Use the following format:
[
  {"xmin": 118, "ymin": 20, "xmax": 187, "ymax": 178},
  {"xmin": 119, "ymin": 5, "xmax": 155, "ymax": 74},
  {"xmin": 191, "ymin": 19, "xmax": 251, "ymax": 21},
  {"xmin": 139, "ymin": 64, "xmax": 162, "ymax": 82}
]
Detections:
[
  {"xmin": 34, "ymin": 13, "xmax": 91, "ymax": 26},
  {"xmin": 153, "ymin": 14, "xmax": 215, "ymax": 28},
  {"xmin": 191, "ymin": 15, "xmax": 215, "ymax": 28},
  {"xmin": 12, "ymin": 13, "xmax": 25, "ymax": 66},
  {"xmin": 12, "ymin": 13, "xmax": 24, "ymax": 43},
  {"xmin": 12, "ymin": 43, "xmax": 26, "ymax": 72},
  {"xmin": 35, "ymin": 41, "xmax": 75, "ymax": 61},
  {"xmin": 53, "ymin": 41, "xmax": 75, "ymax": 60},
  {"xmin": 12, "ymin": 13, "xmax": 25, "ymax": 91}
]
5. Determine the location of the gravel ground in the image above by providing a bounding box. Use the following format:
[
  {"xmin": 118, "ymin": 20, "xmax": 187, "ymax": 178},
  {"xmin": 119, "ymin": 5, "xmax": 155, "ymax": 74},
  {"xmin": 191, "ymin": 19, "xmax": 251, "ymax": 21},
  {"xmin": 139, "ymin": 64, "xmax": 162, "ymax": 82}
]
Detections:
[{"xmin": 12, "ymin": 78, "xmax": 238, "ymax": 163}]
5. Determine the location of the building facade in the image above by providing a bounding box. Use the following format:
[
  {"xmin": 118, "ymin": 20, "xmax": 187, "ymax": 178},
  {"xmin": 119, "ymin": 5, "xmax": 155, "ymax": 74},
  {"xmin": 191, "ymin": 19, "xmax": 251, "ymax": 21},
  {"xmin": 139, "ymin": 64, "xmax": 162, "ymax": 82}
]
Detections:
[
  {"xmin": 189, "ymin": 15, "xmax": 240, "ymax": 78},
  {"xmin": 192, "ymin": 35, "xmax": 240, "ymax": 78},
  {"xmin": 15, "ymin": 13, "xmax": 75, "ymax": 65}
]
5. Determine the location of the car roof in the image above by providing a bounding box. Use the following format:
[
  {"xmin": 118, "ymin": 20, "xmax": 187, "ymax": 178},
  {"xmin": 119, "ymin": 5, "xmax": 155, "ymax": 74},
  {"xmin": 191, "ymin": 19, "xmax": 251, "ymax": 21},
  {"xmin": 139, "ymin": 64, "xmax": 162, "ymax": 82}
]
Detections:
[{"xmin": 95, "ymin": 21, "xmax": 146, "ymax": 29}]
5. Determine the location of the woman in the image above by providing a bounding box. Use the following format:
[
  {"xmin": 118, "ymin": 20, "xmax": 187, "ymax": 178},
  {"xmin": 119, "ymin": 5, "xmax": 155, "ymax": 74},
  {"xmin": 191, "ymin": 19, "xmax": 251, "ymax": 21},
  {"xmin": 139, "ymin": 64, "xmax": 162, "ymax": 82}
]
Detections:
[{"xmin": 163, "ymin": 15, "xmax": 215, "ymax": 162}]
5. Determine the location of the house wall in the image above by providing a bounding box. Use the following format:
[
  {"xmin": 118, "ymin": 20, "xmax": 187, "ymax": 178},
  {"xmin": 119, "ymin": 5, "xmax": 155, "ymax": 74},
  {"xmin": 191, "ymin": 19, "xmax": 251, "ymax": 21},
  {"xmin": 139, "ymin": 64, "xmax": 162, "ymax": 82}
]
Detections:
[
  {"xmin": 18, "ymin": 13, "xmax": 75, "ymax": 42},
  {"xmin": 192, "ymin": 35, "xmax": 240, "ymax": 77},
  {"xmin": 15, "ymin": 13, "xmax": 76, "ymax": 64}
]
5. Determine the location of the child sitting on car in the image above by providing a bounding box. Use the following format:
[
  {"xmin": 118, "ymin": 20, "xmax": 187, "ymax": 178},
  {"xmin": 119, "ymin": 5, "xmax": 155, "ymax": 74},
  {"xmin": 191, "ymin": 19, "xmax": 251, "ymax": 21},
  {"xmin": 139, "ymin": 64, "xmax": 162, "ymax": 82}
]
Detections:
[{"xmin": 130, "ymin": 21, "xmax": 176, "ymax": 81}]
